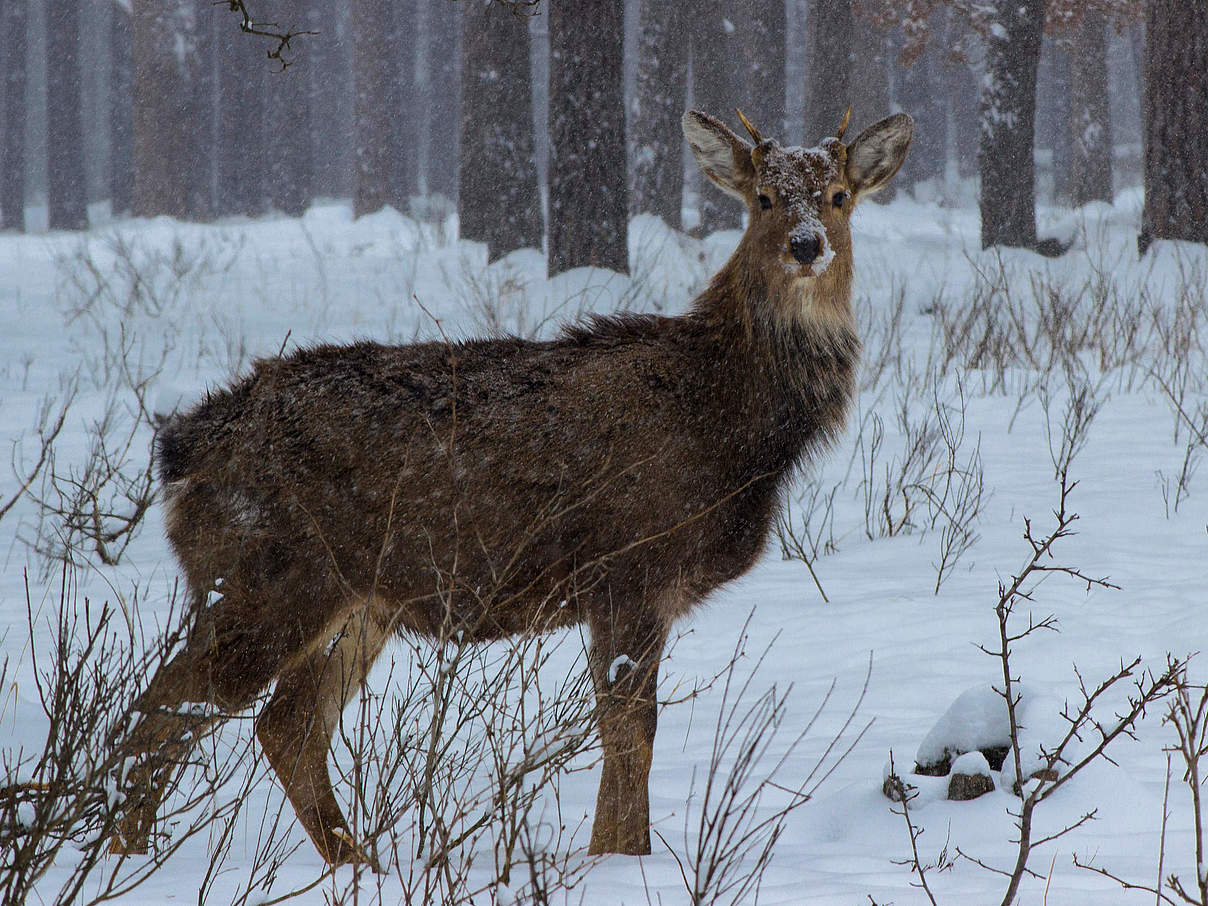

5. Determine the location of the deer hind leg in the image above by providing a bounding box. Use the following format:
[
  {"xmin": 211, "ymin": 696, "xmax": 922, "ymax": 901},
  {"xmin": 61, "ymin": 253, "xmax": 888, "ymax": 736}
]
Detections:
[
  {"xmin": 587, "ymin": 602, "xmax": 668, "ymax": 856},
  {"xmin": 256, "ymin": 606, "xmax": 388, "ymax": 867}
]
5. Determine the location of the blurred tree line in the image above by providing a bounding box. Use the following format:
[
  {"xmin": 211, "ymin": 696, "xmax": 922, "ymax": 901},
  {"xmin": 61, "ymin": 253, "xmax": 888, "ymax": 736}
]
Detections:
[{"xmin": 0, "ymin": 0, "xmax": 1203, "ymax": 272}]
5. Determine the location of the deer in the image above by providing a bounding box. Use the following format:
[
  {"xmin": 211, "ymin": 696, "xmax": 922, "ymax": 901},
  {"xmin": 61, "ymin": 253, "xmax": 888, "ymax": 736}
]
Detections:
[{"xmin": 109, "ymin": 107, "xmax": 912, "ymax": 865}]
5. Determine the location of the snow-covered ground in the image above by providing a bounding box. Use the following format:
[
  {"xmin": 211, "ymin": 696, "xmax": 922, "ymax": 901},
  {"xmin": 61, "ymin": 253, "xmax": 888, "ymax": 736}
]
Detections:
[{"xmin": 1, "ymin": 189, "xmax": 1205, "ymax": 904}]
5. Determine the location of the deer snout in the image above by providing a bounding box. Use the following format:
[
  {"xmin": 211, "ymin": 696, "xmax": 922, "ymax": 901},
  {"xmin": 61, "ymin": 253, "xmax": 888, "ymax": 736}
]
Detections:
[{"xmin": 790, "ymin": 233, "xmax": 822, "ymax": 267}]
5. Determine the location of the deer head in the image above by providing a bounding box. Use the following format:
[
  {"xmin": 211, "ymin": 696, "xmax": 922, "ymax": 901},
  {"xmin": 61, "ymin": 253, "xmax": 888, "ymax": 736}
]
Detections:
[{"xmin": 682, "ymin": 108, "xmax": 913, "ymax": 324}]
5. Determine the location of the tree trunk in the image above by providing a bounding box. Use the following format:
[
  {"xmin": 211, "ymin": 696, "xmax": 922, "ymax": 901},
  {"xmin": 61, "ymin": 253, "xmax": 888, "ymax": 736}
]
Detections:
[
  {"xmin": 353, "ymin": 0, "xmax": 391, "ymax": 217},
  {"xmin": 548, "ymin": 0, "xmax": 627, "ymax": 275},
  {"xmin": 804, "ymin": 0, "xmax": 852, "ymax": 145},
  {"xmin": 266, "ymin": 4, "xmax": 313, "ymax": 218},
  {"xmin": 1037, "ymin": 36, "xmax": 1070, "ymax": 203},
  {"xmin": 459, "ymin": 1, "xmax": 540, "ymax": 261},
  {"xmin": 848, "ymin": 15, "xmax": 889, "ymax": 131},
  {"xmin": 426, "ymin": 0, "xmax": 460, "ymax": 202},
  {"xmin": 978, "ymin": 0, "xmax": 1045, "ymax": 250},
  {"xmin": 951, "ymin": 62, "xmax": 979, "ymax": 180},
  {"xmin": 693, "ymin": 0, "xmax": 743, "ymax": 233},
  {"xmin": 214, "ymin": 6, "xmax": 266, "ymax": 217},
  {"xmin": 133, "ymin": 0, "xmax": 208, "ymax": 219},
  {"xmin": 629, "ymin": 0, "xmax": 687, "ymax": 228},
  {"xmin": 110, "ymin": 1, "xmax": 132, "ymax": 217},
  {"xmin": 1068, "ymin": 10, "xmax": 1112, "ymax": 206},
  {"xmin": 309, "ymin": 4, "xmax": 351, "ymax": 200},
  {"xmin": 46, "ymin": 0, "xmax": 87, "ymax": 229},
  {"xmin": 894, "ymin": 31, "xmax": 945, "ymax": 191},
  {"xmin": 1, "ymin": 0, "xmax": 26, "ymax": 231},
  {"xmin": 189, "ymin": 0, "xmax": 216, "ymax": 220},
  {"xmin": 849, "ymin": 18, "xmax": 893, "ymax": 201},
  {"xmin": 385, "ymin": 1, "xmax": 416, "ymax": 209},
  {"xmin": 744, "ymin": 0, "xmax": 787, "ymax": 140},
  {"xmin": 1140, "ymin": 0, "xmax": 1208, "ymax": 251}
]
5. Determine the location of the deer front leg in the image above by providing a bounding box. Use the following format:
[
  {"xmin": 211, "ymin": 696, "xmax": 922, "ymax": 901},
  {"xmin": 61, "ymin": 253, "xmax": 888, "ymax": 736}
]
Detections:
[
  {"xmin": 256, "ymin": 609, "xmax": 387, "ymax": 867},
  {"xmin": 587, "ymin": 606, "xmax": 667, "ymax": 855}
]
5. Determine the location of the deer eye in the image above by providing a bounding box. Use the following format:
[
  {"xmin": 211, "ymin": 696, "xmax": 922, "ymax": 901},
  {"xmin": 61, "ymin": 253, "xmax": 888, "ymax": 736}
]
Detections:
[
  {"xmin": 831, "ymin": 190, "xmax": 848, "ymax": 208},
  {"xmin": 758, "ymin": 194, "xmax": 772, "ymax": 210}
]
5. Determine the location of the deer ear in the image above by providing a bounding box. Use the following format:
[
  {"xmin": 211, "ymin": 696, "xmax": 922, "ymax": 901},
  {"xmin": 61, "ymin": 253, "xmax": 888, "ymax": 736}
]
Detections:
[
  {"xmin": 682, "ymin": 110, "xmax": 756, "ymax": 200},
  {"xmin": 845, "ymin": 113, "xmax": 913, "ymax": 199}
]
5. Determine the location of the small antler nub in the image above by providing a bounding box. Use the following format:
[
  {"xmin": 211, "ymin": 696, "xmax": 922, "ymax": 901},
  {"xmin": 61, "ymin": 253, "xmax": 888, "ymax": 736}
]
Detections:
[
  {"xmin": 835, "ymin": 106, "xmax": 852, "ymax": 142},
  {"xmin": 735, "ymin": 108, "xmax": 763, "ymax": 144}
]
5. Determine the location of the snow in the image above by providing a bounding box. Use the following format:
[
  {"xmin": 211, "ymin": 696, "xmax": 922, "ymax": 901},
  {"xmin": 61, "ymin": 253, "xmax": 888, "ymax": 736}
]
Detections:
[
  {"xmin": 608, "ymin": 655, "xmax": 637, "ymax": 683},
  {"xmin": 1, "ymin": 187, "xmax": 1206, "ymax": 904}
]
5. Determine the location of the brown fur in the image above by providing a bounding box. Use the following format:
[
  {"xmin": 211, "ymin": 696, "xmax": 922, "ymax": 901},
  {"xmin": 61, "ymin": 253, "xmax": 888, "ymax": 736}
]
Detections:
[{"xmin": 111, "ymin": 109, "xmax": 912, "ymax": 863}]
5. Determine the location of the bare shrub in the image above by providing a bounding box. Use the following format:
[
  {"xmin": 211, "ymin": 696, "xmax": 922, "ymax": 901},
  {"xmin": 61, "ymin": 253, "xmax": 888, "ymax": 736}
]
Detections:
[
  {"xmin": 58, "ymin": 231, "xmax": 238, "ymax": 328},
  {"xmin": 661, "ymin": 626, "xmax": 872, "ymax": 906},
  {"xmin": 1074, "ymin": 667, "xmax": 1208, "ymax": 906},
  {"xmin": 0, "ymin": 384, "xmax": 76, "ymax": 527},
  {"xmin": 0, "ymin": 574, "xmax": 253, "ymax": 906},
  {"xmin": 773, "ymin": 478, "xmax": 839, "ymax": 602},
  {"xmin": 888, "ymin": 380, "xmax": 1179, "ymax": 906},
  {"xmin": 28, "ymin": 378, "xmax": 158, "ymax": 572},
  {"xmin": 857, "ymin": 281, "xmax": 909, "ymax": 393}
]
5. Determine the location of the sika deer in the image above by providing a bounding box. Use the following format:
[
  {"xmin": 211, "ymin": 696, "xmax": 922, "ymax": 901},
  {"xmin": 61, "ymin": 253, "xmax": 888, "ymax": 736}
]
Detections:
[{"xmin": 111, "ymin": 108, "xmax": 911, "ymax": 863}]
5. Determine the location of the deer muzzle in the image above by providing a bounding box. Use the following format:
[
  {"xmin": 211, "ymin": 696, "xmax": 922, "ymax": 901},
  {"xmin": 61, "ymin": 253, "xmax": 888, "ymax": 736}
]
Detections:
[{"xmin": 790, "ymin": 233, "xmax": 822, "ymax": 267}]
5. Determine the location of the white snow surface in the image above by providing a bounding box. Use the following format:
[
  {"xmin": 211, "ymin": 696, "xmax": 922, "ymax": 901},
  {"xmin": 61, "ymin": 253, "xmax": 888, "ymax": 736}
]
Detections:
[{"xmin": 1, "ymin": 189, "xmax": 1206, "ymax": 904}]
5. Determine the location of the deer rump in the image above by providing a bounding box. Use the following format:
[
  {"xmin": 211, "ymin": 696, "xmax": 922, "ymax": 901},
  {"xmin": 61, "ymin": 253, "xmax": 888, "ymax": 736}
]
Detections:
[{"xmin": 158, "ymin": 316, "xmax": 844, "ymax": 656}]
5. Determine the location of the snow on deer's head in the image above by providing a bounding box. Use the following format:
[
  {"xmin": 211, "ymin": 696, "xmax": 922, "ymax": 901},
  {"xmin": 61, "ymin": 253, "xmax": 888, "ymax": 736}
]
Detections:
[{"xmin": 682, "ymin": 108, "xmax": 913, "ymax": 311}]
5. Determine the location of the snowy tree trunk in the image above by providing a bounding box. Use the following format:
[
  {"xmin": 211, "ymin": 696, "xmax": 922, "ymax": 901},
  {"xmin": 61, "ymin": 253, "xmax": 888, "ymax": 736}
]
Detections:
[
  {"xmin": 1140, "ymin": 0, "xmax": 1208, "ymax": 252},
  {"xmin": 978, "ymin": 0, "xmax": 1044, "ymax": 250},
  {"xmin": 214, "ymin": 6, "xmax": 266, "ymax": 217},
  {"xmin": 353, "ymin": 0, "xmax": 391, "ymax": 218},
  {"xmin": 548, "ymin": 0, "xmax": 627, "ymax": 275},
  {"xmin": 2, "ymin": 0, "xmax": 26, "ymax": 231},
  {"xmin": 804, "ymin": 0, "xmax": 852, "ymax": 144},
  {"xmin": 110, "ymin": 1, "xmax": 132, "ymax": 217},
  {"xmin": 46, "ymin": 0, "xmax": 87, "ymax": 229},
  {"xmin": 693, "ymin": 0, "xmax": 743, "ymax": 233},
  {"xmin": 426, "ymin": 0, "xmax": 460, "ymax": 202},
  {"xmin": 459, "ymin": 1, "xmax": 540, "ymax": 261},
  {"xmin": 629, "ymin": 0, "xmax": 687, "ymax": 228},
  {"xmin": 1068, "ymin": 10, "xmax": 1112, "ymax": 206}
]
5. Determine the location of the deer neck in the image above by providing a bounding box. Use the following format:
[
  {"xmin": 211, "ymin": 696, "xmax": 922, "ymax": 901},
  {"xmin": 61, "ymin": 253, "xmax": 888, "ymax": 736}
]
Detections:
[
  {"xmin": 690, "ymin": 234, "xmax": 861, "ymax": 471},
  {"xmin": 693, "ymin": 232, "xmax": 858, "ymax": 360}
]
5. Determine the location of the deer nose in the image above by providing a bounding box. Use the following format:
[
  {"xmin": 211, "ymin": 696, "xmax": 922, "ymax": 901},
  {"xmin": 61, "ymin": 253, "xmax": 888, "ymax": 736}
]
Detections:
[{"xmin": 790, "ymin": 234, "xmax": 822, "ymax": 266}]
